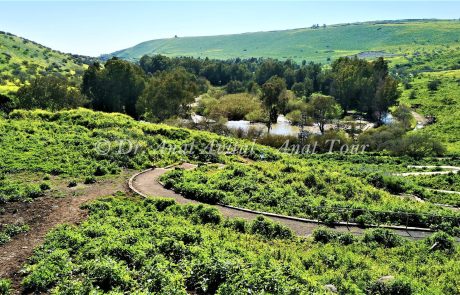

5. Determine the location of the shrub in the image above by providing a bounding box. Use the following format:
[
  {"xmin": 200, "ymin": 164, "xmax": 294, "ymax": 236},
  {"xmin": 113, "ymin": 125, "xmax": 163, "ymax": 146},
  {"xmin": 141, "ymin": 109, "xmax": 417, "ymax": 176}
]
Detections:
[
  {"xmin": 84, "ymin": 176, "xmax": 96, "ymax": 184},
  {"xmin": 40, "ymin": 182, "xmax": 51, "ymax": 191},
  {"xmin": 249, "ymin": 216, "xmax": 293, "ymax": 240},
  {"xmin": 363, "ymin": 228, "xmax": 402, "ymax": 248},
  {"xmin": 312, "ymin": 227, "xmax": 355, "ymax": 245},
  {"xmin": 388, "ymin": 133, "xmax": 446, "ymax": 158},
  {"xmin": 427, "ymin": 79, "xmax": 441, "ymax": 91},
  {"xmin": 84, "ymin": 257, "xmax": 132, "ymax": 291},
  {"xmin": 193, "ymin": 206, "xmax": 222, "ymax": 225},
  {"xmin": 425, "ymin": 231, "xmax": 455, "ymax": 254},
  {"xmin": 145, "ymin": 198, "xmax": 177, "ymax": 212},
  {"xmin": 223, "ymin": 218, "xmax": 247, "ymax": 233},
  {"xmin": 22, "ymin": 249, "xmax": 73, "ymax": 291},
  {"xmin": 312, "ymin": 227, "xmax": 336, "ymax": 243},
  {"xmin": 367, "ymin": 277, "xmax": 413, "ymax": 295},
  {"xmin": 0, "ymin": 279, "xmax": 11, "ymax": 295},
  {"xmin": 0, "ymin": 232, "xmax": 10, "ymax": 245}
]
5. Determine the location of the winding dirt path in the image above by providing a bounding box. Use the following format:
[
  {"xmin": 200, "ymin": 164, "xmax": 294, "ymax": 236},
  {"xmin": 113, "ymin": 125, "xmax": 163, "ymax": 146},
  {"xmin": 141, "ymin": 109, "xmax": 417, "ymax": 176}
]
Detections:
[
  {"xmin": 130, "ymin": 164, "xmax": 437, "ymax": 240},
  {"xmin": 394, "ymin": 165, "xmax": 460, "ymax": 176}
]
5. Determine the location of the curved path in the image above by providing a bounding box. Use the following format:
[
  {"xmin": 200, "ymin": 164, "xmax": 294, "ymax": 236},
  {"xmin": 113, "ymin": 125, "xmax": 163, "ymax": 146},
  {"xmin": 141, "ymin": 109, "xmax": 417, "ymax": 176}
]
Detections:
[
  {"xmin": 130, "ymin": 164, "xmax": 439, "ymax": 240},
  {"xmin": 394, "ymin": 165, "xmax": 460, "ymax": 176},
  {"xmin": 393, "ymin": 165, "xmax": 460, "ymax": 209}
]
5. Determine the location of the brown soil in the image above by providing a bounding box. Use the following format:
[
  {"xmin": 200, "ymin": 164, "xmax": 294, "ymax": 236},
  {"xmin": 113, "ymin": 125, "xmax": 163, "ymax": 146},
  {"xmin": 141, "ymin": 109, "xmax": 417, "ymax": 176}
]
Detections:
[{"xmin": 0, "ymin": 172, "xmax": 130, "ymax": 293}]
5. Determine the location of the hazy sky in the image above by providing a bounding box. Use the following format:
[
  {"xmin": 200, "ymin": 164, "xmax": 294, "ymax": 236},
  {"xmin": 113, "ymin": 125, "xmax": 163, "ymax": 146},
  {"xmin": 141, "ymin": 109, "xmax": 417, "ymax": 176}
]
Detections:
[{"xmin": 1, "ymin": 1, "xmax": 459, "ymax": 56}]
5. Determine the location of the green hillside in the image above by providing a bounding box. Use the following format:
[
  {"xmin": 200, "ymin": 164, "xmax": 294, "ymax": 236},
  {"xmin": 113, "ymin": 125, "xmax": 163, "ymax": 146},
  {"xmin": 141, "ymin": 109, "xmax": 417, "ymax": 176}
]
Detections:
[
  {"xmin": 0, "ymin": 31, "xmax": 93, "ymax": 94},
  {"xmin": 110, "ymin": 19, "xmax": 460, "ymax": 64}
]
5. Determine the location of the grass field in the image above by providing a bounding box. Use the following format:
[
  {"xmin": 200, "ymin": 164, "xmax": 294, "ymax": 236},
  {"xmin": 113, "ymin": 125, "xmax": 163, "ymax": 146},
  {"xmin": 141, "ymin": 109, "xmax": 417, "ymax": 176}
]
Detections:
[{"xmin": 110, "ymin": 20, "xmax": 460, "ymax": 64}]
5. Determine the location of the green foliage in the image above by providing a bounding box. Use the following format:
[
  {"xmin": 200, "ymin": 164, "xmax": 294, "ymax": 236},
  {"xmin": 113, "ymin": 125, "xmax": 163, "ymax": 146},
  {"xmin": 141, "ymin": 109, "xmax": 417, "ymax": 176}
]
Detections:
[
  {"xmin": 399, "ymin": 69, "xmax": 460, "ymax": 154},
  {"xmin": 367, "ymin": 278, "xmax": 413, "ymax": 295},
  {"xmin": 82, "ymin": 59, "xmax": 145, "ymax": 118},
  {"xmin": 425, "ymin": 231, "xmax": 456, "ymax": 254},
  {"xmin": 358, "ymin": 125, "xmax": 446, "ymax": 157},
  {"xmin": 249, "ymin": 216, "xmax": 293, "ymax": 240},
  {"xmin": 21, "ymin": 196, "xmax": 460, "ymax": 294},
  {"xmin": 312, "ymin": 226, "xmax": 356, "ymax": 245},
  {"xmin": 261, "ymin": 76, "xmax": 288, "ymax": 129},
  {"xmin": 137, "ymin": 67, "xmax": 200, "ymax": 121},
  {"xmin": 15, "ymin": 75, "xmax": 87, "ymax": 111},
  {"xmin": 0, "ymin": 279, "xmax": 11, "ymax": 295},
  {"xmin": 307, "ymin": 93, "xmax": 342, "ymax": 133},
  {"xmin": 330, "ymin": 57, "xmax": 400, "ymax": 120},
  {"xmin": 162, "ymin": 158, "xmax": 460, "ymax": 228},
  {"xmin": 393, "ymin": 104, "xmax": 415, "ymax": 130},
  {"xmin": 363, "ymin": 228, "xmax": 402, "ymax": 248},
  {"xmin": 198, "ymin": 93, "xmax": 264, "ymax": 121},
  {"xmin": 0, "ymin": 108, "xmax": 274, "ymax": 203},
  {"xmin": 0, "ymin": 32, "xmax": 92, "ymax": 95},
  {"xmin": 389, "ymin": 132, "xmax": 446, "ymax": 158}
]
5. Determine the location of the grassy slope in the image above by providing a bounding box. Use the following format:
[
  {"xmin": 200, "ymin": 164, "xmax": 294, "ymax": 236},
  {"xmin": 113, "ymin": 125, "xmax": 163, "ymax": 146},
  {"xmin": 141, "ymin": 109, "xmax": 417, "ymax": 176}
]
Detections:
[
  {"xmin": 110, "ymin": 20, "xmax": 460, "ymax": 63},
  {"xmin": 0, "ymin": 32, "xmax": 92, "ymax": 94},
  {"xmin": 400, "ymin": 69, "xmax": 460, "ymax": 153}
]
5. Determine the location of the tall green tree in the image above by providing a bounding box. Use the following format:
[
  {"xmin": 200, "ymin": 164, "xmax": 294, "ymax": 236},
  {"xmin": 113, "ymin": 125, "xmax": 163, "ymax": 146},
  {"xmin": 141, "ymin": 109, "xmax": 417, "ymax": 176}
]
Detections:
[
  {"xmin": 16, "ymin": 75, "xmax": 87, "ymax": 111},
  {"xmin": 136, "ymin": 67, "xmax": 199, "ymax": 122},
  {"xmin": 82, "ymin": 58, "xmax": 145, "ymax": 118},
  {"xmin": 330, "ymin": 57, "xmax": 400, "ymax": 121},
  {"xmin": 261, "ymin": 76, "xmax": 287, "ymax": 132},
  {"xmin": 307, "ymin": 93, "xmax": 342, "ymax": 134}
]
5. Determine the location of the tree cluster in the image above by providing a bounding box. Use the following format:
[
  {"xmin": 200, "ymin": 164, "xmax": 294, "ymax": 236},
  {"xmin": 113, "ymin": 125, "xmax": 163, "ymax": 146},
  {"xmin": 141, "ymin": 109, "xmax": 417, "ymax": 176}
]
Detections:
[{"xmin": 330, "ymin": 57, "xmax": 400, "ymax": 121}]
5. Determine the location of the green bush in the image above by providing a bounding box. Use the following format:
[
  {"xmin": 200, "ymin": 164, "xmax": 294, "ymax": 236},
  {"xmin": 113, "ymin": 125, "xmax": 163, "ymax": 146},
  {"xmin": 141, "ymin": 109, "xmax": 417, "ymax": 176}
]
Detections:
[
  {"xmin": 249, "ymin": 216, "xmax": 293, "ymax": 240},
  {"xmin": 39, "ymin": 182, "xmax": 51, "ymax": 191},
  {"xmin": 363, "ymin": 228, "xmax": 402, "ymax": 248},
  {"xmin": 425, "ymin": 231, "xmax": 455, "ymax": 254},
  {"xmin": 0, "ymin": 279, "xmax": 11, "ymax": 295},
  {"xmin": 84, "ymin": 257, "xmax": 132, "ymax": 291},
  {"xmin": 367, "ymin": 278, "xmax": 413, "ymax": 295}
]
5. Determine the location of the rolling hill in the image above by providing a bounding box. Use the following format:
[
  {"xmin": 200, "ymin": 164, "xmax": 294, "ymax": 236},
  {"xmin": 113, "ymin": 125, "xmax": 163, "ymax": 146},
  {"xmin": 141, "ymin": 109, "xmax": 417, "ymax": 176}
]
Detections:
[
  {"xmin": 109, "ymin": 19, "xmax": 460, "ymax": 64},
  {"xmin": 0, "ymin": 31, "xmax": 94, "ymax": 94}
]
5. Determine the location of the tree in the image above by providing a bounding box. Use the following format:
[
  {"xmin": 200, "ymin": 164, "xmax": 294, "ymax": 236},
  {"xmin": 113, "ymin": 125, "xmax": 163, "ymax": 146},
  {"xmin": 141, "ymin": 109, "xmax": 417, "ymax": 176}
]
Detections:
[
  {"xmin": 139, "ymin": 55, "xmax": 172, "ymax": 74},
  {"xmin": 82, "ymin": 58, "xmax": 145, "ymax": 118},
  {"xmin": 330, "ymin": 57, "xmax": 400, "ymax": 121},
  {"xmin": 16, "ymin": 75, "xmax": 87, "ymax": 111},
  {"xmin": 427, "ymin": 79, "xmax": 441, "ymax": 92},
  {"xmin": 255, "ymin": 59, "xmax": 285, "ymax": 85},
  {"xmin": 0, "ymin": 93, "xmax": 13, "ymax": 113},
  {"xmin": 393, "ymin": 104, "xmax": 415, "ymax": 130},
  {"xmin": 136, "ymin": 67, "xmax": 199, "ymax": 122},
  {"xmin": 307, "ymin": 93, "xmax": 342, "ymax": 134},
  {"xmin": 373, "ymin": 77, "xmax": 400, "ymax": 123},
  {"xmin": 261, "ymin": 76, "xmax": 287, "ymax": 132}
]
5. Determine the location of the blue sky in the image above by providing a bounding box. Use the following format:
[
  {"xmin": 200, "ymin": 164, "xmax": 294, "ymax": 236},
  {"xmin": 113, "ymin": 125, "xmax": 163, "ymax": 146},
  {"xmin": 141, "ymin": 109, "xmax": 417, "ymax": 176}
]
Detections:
[{"xmin": 1, "ymin": 1, "xmax": 459, "ymax": 56}]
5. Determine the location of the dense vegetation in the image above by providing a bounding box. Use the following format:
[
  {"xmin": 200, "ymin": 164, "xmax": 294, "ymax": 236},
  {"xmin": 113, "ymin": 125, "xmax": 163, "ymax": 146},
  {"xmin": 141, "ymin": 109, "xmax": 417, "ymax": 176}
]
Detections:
[
  {"xmin": 162, "ymin": 159, "xmax": 460, "ymax": 230},
  {"xmin": 1, "ymin": 108, "xmax": 457, "ymax": 230},
  {"xmin": 1, "ymin": 20, "xmax": 460, "ymax": 294},
  {"xmin": 0, "ymin": 31, "xmax": 93, "ymax": 95},
  {"xmin": 19, "ymin": 195, "xmax": 459, "ymax": 294},
  {"xmin": 0, "ymin": 108, "xmax": 271, "ymax": 204}
]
